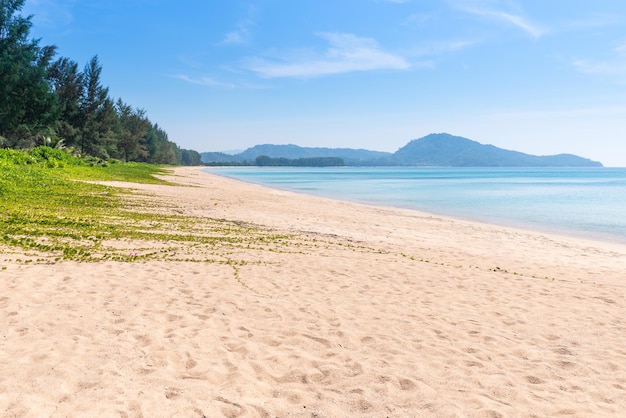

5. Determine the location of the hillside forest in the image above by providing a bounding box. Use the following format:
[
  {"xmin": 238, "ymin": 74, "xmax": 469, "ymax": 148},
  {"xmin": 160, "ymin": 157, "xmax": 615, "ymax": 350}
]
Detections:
[{"xmin": 0, "ymin": 0, "xmax": 201, "ymax": 165}]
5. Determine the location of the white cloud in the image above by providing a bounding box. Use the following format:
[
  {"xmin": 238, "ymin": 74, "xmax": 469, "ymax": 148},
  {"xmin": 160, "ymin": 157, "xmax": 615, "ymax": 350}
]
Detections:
[
  {"xmin": 223, "ymin": 31, "xmax": 247, "ymax": 45},
  {"xmin": 221, "ymin": 5, "xmax": 256, "ymax": 45},
  {"xmin": 173, "ymin": 75, "xmax": 237, "ymax": 89},
  {"xmin": 460, "ymin": 6, "xmax": 546, "ymax": 39},
  {"xmin": 573, "ymin": 59, "xmax": 626, "ymax": 77},
  {"xmin": 246, "ymin": 32, "xmax": 410, "ymax": 78},
  {"xmin": 172, "ymin": 74, "xmax": 269, "ymax": 90},
  {"xmin": 563, "ymin": 14, "xmax": 621, "ymax": 31},
  {"xmin": 471, "ymin": 9, "xmax": 545, "ymax": 38},
  {"xmin": 572, "ymin": 42, "xmax": 626, "ymax": 80}
]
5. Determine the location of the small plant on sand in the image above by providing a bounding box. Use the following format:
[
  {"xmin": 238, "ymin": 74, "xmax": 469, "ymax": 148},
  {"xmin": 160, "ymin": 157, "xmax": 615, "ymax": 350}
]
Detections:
[{"xmin": 0, "ymin": 148, "xmax": 308, "ymax": 273}]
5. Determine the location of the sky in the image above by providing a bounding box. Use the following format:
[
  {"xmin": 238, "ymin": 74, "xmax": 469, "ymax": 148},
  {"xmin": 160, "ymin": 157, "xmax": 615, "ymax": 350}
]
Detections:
[{"xmin": 21, "ymin": 0, "xmax": 626, "ymax": 166}]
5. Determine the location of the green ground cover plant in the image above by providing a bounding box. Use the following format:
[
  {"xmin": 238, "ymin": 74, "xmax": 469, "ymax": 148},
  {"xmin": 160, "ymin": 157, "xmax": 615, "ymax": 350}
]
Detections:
[
  {"xmin": 1, "ymin": 147, "xmax": 538, "ymax": 289},
  {"xmin": 0, "ymin": 147, "xmax": 293, "ymax": 266}
]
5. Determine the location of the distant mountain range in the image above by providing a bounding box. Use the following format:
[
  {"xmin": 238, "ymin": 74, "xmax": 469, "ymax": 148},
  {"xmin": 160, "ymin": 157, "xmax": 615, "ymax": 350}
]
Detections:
[
  {"xmin": 201, "ymin": 144, "xmax": 388, "ymax": 165},
  {"xmin": 201, "ymin": 133, "xmax": 603, "ymax": 167}
]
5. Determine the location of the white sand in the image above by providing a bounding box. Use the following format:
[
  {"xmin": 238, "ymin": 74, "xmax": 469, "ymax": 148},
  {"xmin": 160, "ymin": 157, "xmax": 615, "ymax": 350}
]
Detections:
[{"xmin": 1, "ymin": 166, "xmax": 625, "ymax": 417}]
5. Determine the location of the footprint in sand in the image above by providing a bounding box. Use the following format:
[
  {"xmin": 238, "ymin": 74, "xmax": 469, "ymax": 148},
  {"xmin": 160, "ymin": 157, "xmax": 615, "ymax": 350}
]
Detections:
[
  {"xmin": 525, "ymin": 375, "xmax": 544, "ymax": 384},
  {"xmin": 164, "ymin": 387, "xmax": 181, "ymax": 399},
  {"xmin": 398, "ymin": 378, "xmax": 417, "ymax": 391}
]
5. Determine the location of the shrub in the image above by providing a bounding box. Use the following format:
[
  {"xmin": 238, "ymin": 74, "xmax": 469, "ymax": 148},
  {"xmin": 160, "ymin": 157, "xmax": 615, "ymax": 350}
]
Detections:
[
  {"xmin": 0, "ymin": 148, "xmax": 37, "ymax": 165},
  {"xmin": 30, "ymin": 146, "xmax": 85, "ymax": 167}
]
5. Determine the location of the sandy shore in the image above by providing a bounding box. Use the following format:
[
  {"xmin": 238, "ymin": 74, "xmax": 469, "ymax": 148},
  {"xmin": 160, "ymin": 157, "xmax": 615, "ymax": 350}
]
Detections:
[{"xmin": 2, "ymin": 166, "xmax": 626, "ymax": 417}]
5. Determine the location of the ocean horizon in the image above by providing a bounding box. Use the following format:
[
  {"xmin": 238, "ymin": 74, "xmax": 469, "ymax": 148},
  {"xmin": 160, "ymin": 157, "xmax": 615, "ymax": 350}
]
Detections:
[{"xmin": 207, "ymin": 166, "xmax": 626, "ymax": 244}]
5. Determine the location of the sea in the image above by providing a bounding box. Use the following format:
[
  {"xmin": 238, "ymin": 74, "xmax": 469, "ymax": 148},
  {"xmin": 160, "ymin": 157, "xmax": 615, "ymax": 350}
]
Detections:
[{"xmin": 207, "ymin": 167, "xmax": 626, "ymax": 244}]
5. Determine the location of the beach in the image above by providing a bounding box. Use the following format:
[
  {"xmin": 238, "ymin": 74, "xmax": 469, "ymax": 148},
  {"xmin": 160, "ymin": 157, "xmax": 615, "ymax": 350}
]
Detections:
[{"xmin": 2, "ymin": 166, "xmax": 626, "ymax": 417}]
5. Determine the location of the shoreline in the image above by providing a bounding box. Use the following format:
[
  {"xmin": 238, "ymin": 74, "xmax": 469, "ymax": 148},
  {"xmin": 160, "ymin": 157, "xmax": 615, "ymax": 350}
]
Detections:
[
  {"xmin": 2, "ymin": 165, "xmax": 626, "ymax": 416},
  {"xmin": 200, "ymin": 165, "xmax": 626, "ymax": 261},
  {"xmin": 205, "ymin": 166, "xmax": 626, "ymax": 248}
]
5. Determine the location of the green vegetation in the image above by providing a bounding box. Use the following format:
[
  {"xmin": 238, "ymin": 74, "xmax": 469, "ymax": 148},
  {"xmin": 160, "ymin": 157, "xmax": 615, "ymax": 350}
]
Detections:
[
  {"xmin": 0, "ymin": 148, "xmax": 290, "ymax": 265},
  {"xmin": 0, "ymin": 148, "xmax": 391, "ymax": 294},
  {"xmin": 255, "ymin": 155, "xmax": 344, "ymax": 167},
  {"xmin": 0, "ymin": 148, "xmax": 547, "ymax": 293},
  {"xmin": 0, "ymin": 0, "xmax": 200, "ymax": 165},
  {"xmin": 201, "ymin": 145, "xmax": 388, "ymax": 166}
]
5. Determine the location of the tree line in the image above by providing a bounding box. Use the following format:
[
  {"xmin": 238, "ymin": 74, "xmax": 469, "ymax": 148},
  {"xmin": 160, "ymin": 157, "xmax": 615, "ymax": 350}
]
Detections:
[
  {"xmin": 255, "ymin": 155, "xmax": 344, "ymax": 167},
  {"xmin": 0, "ymin": 0, "xmax": 201, "ymax": 165}
]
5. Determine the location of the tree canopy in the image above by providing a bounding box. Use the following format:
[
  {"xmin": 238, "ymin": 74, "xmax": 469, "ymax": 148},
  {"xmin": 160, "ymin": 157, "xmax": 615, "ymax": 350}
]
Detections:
[
  {"xmin": 0, "ymin": 0, "xmax": 200, "ymax": 165},
  {"xmin": 255, "ymin": 155, "xmax": 344, "ymax": 167}
]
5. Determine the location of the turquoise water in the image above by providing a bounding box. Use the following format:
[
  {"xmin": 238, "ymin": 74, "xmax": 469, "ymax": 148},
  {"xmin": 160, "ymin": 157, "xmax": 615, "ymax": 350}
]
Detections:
[{"xmin": 208, "ymin": 167, "xmax": 626, "ymax": 243}]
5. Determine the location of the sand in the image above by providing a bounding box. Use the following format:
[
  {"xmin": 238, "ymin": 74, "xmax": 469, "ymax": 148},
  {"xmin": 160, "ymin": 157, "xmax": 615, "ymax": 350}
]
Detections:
[{"xmin": 1, "ymin": 166, "xmax": 626, "ymax": 417}]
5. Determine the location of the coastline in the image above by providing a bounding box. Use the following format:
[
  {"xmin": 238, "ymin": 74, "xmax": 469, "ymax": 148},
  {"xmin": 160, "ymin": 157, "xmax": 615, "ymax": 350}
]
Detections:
[
  {"xmin": 207, "ymin": 165, "xmax": 626, "ymax": 246},
  {"xmin": 2, "ymin": 165, "xmax": 625, "ymax": 416}
]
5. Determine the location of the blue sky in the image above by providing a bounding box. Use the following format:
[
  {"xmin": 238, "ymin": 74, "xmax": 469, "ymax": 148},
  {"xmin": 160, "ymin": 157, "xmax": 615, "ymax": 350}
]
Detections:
[{"xmin": 23, "ymin": 0, "xmax": 626, "ymax": 166}]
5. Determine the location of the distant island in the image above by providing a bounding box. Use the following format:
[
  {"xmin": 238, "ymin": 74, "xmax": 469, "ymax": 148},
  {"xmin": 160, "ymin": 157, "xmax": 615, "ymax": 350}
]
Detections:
[{"xmin": 201, "ymin": 133, "xmax": 603, "ymax": 167}]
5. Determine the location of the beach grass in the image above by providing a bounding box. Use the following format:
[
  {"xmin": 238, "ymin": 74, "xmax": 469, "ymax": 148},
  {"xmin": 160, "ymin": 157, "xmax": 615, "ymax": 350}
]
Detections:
[{"xmin": 0, "ymin": 148, "xmax": 295, "ymax": 265}]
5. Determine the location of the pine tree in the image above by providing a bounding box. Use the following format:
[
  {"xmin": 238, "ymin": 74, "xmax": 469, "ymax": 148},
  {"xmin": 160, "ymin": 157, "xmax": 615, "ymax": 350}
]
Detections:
[
  {"xmin": 79, "ymin": 55, "xmax": 110, "ymax": 156},
  {"xmin": 47, "ymin": 56, "xmax": 84, "ymax": 149},
  {"xmin": 0, "ymin": 0, "xmax": 58, "ymax": 145}
]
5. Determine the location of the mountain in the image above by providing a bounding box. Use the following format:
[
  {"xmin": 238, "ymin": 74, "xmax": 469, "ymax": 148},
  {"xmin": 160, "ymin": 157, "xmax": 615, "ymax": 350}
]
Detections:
[
  {"xmin": 237, "ymin": 144, "xmax": 390, "ymax": 165},
  {"xmin": 202, "ymin": 144, "xmax": 391, "ymax": 165},
  {"xmin": 200, "ymin": 133, "xmax": 603, "ymax": 167},
  {"xmin": 199, "ymin": 151, "xmax": 241, "ymax": 163},
  {"xmin": 392, "ymin": 133, "xmax": 602, "ymax": 167}
]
